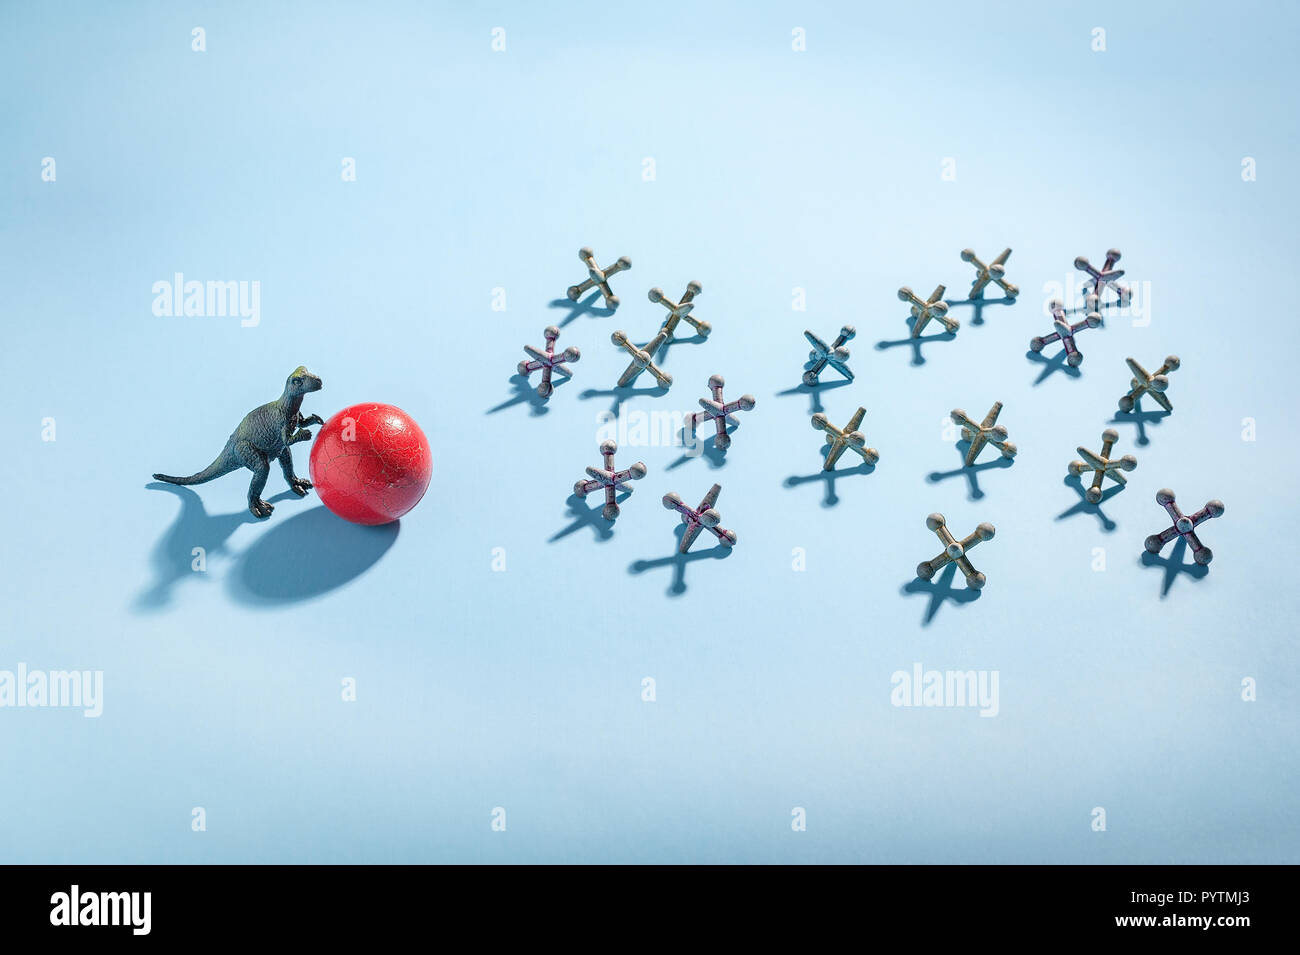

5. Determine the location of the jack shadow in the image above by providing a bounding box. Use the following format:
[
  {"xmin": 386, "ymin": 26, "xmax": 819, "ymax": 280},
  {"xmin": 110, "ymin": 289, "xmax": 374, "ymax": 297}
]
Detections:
[
  {"xmin": 628, "ymin": 525, "xmax": 733, "ymax": 597},
  {"xmin": 927, "ymin": 443, "xmax": 1013, "ymax": 500},
  {"xmin": 665, "ymin": 415, "xmax": 742, "ymax": 470},
  {"xmin": 652, "ymin": 332, "xmax": 707, "ymax": 359},
  {"xmin": 1111, "ymin": 407, "xmax": 1171, "ymax": 446},
  {"xmin": 1025, "ymin": 348, "xmax": 1082, "ymax": 385},
  {"xmin": 550, "ymin": 492, "xmax": 626, "ymax": 543},
  {"xmin": 1056, "ymin": 473, "xmax": 1123, "ymax": 531},
  {"xmin": 901, "ymin": 562, "xmax": 982, "ymax": 626},
  {"xmin": 666, "ymin": 437, "xmax": 725, "ymax": 470},
  {"xmin": 876, "ymin": 316, "xmax": 957, "ymax": 366},
  {"xmin": 1141, "ymin": 537, "xmax": 1209, "ymax": 598},
  {"xmin": 548, "ymin": 292, "xmax": 614, "ymax": 327},
  {"xmin": 580, "ymin": 382, "xmax": 669, "ymax": 417},
  {"xmin": 487, "ymin": 373, "xmax": 570, "ymax": 416},
  {"xmin": 946, "ymin": 296, "xmax": 1015, "ymax": 327},
  {"xmin": 775, "ymin": 376, "xmax": 850, "ymax": 416},
  {"xmin": 785, "ymin": 456, "xmax": 876, "ymax": 507}
]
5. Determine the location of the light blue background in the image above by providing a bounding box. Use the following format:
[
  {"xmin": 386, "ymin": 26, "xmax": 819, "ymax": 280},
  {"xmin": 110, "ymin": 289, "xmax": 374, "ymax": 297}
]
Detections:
[{"xmin": 1, "ymin": 0, "xmax": 1296, "ymax": 863}]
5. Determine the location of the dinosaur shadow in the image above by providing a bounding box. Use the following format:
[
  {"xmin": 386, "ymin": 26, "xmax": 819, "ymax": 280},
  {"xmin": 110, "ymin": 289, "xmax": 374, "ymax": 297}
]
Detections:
[
  {"xmin": 784, "ymin": 458, "xmax": 876, "ymax": 507},
  {"xmin": 775, "ymin": 378, "xmax": 850, "ymax": 416},
  {"xmin": 1056, "ymin": 473, "xmax": 1123, "ymax": 531},
  {"xmin": 946, "ymin": 296, "xmax": 1015, "ymax": 326},
  {"xmin": 136, "ymin": 483, "xmax": 280, "ymax": 610},
  {"xmin": 139, "ymin": 484, "xmax": 385, "ymax": 610},
  {"xmin": 876, "ymin": 317, "xmax": 957, "ymax": 366},
  {"xmin": 549, "ymin": 492, "xmax": 626, "ymax": 543},
  {"xmin": 548, "ymin": 292, "xmax": 615, "ymax": 326},
  {"xmin": 486, "ymin": 373, "xmax": 569, "ymax": 416},
  {"xmin": 579, "ymin": 382, "xmax": 669, "ymax": 417},
  {"xmin": 1025, "ymin": 348, "xmax": 1082, "ymax": 385},
  {"xmin": 901, "ymin": 562, "xmax": 982, "ymax": 626},
  {"xmin": 1111, "ymin": 408, "xmax": 1171, "ymax": 447},
  {"xmin": 927, "ymin": 444, "xmax": 1014, "ymax": 500},
  {"xmin": 628, "ymin": 525, "xmax": 733, "ymax": 597},
  {"xmin": 1141, "ymin": 538, "xmax": 1210, "ymax": 598},
  {"xmin": 230, "ymin": 505, "xmax": 398, "ymax": 605}
]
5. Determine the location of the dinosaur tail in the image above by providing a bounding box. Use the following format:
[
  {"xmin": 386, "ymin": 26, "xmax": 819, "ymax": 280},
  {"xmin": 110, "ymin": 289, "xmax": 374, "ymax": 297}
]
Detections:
[{"xmin": 153, "ymin": 452, "xmax": 239, "ymax": 486}]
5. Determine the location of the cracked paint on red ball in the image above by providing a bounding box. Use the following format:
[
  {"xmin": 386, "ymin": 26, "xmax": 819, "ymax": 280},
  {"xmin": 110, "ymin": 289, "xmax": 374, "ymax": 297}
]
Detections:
[{"xmin": 309, "ymin": 403, "xmax": 432, "ymax": 525}]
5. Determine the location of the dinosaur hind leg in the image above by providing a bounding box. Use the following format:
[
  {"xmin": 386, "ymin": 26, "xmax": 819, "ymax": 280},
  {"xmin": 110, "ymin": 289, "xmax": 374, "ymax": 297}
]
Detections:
[
  {"xmin": 235, "ymin": 441, "xmax": 273, "ymax": 518},
  {"xmin": 279, "ymin": 448, "xmax": 312, "ymax": 497}
]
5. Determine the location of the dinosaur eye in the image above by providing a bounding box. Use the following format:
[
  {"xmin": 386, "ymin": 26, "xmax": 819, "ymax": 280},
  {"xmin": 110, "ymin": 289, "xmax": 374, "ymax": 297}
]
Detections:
[{"xmin": 292, "ymin": 377, "xmax": 302, "ymax": 385}]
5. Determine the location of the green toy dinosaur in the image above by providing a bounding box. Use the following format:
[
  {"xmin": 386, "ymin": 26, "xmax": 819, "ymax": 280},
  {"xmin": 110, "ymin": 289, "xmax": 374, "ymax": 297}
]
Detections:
[{"xmin": 153, "ymin": 366, "xmax": 325, "ymax": 518}]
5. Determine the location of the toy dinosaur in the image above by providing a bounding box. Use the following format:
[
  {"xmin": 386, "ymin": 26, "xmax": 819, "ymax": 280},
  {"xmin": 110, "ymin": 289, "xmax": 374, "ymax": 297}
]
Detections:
[{"xmin": 153, "ymin": 366, "xmax": 325, "ymax": 518}]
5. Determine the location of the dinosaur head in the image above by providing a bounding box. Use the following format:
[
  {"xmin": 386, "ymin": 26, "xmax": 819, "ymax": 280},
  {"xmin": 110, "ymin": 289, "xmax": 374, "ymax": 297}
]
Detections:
[{"xmin": 285, "ymin": 366, "xmax": 323, "ymax": 396}]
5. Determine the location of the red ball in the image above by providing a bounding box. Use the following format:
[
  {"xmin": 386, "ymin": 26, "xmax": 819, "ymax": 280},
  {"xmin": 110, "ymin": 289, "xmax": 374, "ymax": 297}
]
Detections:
[{"xmin": 309, "ymin": 403, "xmax": 432, "ymax": 525}]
